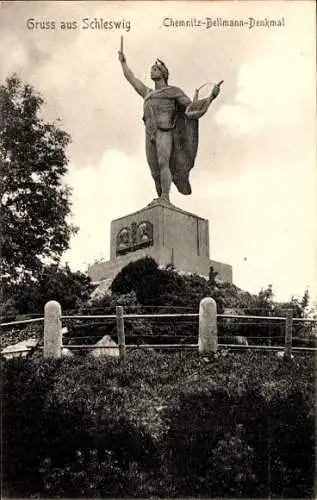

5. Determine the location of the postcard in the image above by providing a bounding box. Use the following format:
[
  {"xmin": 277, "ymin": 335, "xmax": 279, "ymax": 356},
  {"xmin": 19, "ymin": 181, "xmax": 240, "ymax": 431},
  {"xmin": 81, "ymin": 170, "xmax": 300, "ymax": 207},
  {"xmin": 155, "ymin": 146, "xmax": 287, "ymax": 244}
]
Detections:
[{"xmin": 1, "ymin": 1, "xmax": 316, "ymax": 498}]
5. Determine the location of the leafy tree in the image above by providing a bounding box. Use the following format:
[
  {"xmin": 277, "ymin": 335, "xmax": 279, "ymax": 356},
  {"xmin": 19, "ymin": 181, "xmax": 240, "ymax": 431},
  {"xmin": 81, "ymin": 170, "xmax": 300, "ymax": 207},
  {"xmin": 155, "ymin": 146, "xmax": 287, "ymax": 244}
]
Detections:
[
  {"xmin": 256, "ymin": 284, "xmax": 274, "ymax": 314},
  {"xmin": 1, "ymin": 264, "xmax": 93, "ymax": 315},
  {"xmin": 301, "ymin": 289, "xmax": 310, "ymax": 310},
  {"xmin": 0, "ymin": 75, "xmax": 77, "ymax": 288}
]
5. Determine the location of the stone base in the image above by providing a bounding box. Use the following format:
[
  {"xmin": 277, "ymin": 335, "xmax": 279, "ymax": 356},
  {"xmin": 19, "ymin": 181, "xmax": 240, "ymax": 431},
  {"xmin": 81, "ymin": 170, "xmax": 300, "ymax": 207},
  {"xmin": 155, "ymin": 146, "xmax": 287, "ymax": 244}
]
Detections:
[{"xmin": 88, "ymin": 200, "xmax": 232, "ymax": 283}]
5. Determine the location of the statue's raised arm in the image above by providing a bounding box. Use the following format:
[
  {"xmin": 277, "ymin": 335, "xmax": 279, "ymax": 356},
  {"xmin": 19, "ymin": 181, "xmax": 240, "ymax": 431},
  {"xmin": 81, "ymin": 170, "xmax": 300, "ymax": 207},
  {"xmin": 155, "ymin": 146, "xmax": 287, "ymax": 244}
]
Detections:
[{"xmin": 118, "ymin": 39, "xmax": 149, "ymax": 98}]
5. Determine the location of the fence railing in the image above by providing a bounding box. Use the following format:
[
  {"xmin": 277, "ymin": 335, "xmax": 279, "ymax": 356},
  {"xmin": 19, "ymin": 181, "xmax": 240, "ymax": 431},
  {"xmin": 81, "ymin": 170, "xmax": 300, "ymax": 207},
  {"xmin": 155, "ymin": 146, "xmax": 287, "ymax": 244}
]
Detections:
[
  {"xmin": 2, "ymin": 298, "xmax": 316, "ymax": 360},
  {"xmin": 1, "ymin": 317, "xmax": 45, "ymax": 327}
]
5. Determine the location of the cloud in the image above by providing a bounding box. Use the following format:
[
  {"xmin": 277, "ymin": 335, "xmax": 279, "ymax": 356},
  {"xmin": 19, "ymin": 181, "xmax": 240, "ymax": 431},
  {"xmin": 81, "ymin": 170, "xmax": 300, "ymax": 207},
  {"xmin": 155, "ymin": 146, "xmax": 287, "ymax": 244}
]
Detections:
[
  {"xmin": 215, "ymin": 26, "xmax": 315, "ymax": 138},
  {"xmin": 63, "ymin": 148, "xmax": 153, "ymax": 269},
  {"xmin": 202, "ymin": 167, "xmax": 317, "ymax": 300}
]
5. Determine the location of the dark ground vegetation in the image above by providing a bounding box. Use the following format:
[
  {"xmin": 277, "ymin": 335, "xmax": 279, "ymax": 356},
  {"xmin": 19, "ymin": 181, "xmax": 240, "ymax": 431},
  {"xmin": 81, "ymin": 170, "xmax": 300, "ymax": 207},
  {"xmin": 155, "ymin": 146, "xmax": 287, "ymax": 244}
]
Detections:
[{"xmin": 2, "ymin": 350, "xmax": 315, "ymax": 498}]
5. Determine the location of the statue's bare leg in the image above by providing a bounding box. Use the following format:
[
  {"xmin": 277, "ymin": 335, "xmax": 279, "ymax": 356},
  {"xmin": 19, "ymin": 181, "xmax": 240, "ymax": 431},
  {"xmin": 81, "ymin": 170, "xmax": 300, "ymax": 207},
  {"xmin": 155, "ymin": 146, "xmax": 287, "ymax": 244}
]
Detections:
[
  {"xmin": 146, "ymin": 134, "xmax": 161, "ymax": 198},
  {"xmin": 156, "ymin": 130, "xmax": 172, "ymax": 202},
  {"xmin": 152, "ymin": 173, "xmax": 162, "ymax": 197}
]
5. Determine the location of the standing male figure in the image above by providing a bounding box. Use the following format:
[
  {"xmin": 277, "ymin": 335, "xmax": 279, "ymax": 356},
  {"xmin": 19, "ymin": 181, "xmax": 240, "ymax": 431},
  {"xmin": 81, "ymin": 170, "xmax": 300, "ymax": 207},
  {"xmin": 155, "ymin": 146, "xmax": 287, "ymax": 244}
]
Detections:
[{"xmin": 118, "ymin": 48, "xmax": 221, "ymax": 203}]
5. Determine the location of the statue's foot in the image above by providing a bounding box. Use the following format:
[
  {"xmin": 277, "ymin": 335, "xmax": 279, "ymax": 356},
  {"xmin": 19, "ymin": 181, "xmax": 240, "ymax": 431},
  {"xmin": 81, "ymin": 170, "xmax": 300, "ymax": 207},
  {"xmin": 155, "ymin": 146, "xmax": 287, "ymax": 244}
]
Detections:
[
  {"xmin": 146, "ymin": 196, "xmax": 172, "ymax": 207},
  {"xmin": 159, "ymin": 194, "xmax": 171, "ymax": 205}
]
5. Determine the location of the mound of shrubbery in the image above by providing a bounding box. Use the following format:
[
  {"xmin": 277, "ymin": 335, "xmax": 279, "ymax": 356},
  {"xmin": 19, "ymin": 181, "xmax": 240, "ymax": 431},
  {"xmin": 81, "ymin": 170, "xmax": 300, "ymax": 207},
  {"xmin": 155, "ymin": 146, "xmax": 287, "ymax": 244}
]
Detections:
[
  {"xmin": 2, "ymin": 350, "xmax": 315, "ymax": 498},
  {"xmin": 2, "ymin": 258, "xmax": 314, "ymax": 350}
]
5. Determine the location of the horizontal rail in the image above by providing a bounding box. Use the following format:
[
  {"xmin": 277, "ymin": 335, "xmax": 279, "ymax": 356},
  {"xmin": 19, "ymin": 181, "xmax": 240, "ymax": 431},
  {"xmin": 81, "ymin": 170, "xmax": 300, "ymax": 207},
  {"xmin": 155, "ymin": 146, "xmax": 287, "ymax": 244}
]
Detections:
[
  {"xmin": 2, "ymin": 313, "xmax": 315, "ymax": 328},
  {"xmin": 0, "ymin": 317, "xmax": 44, "ymax": 327},
  {"xmin": 2, "ymin": 344, "xmax": 315, "ymax": 354},
  {"xmin": 292, "ymin": 317, "xmax": 317, "ymax": 323},
  {"xmin": 124, "ymin": 313, "xmax": 198, "ymax": 319},
  {"xmin": 60, "ymin": 314, "xmax": 315, "ymax": 322},
  {"xmin": 61, "ymin": 315, "xmax": 117, "ymax": 320},
  {"xmin": 62, "ymin": 343, "xmax": 317, "ymax": 352},
  {"xmin": 0, "ymin": 314, "xmax": 43, "ymax": 320},
  {"xmin": 61, "ymin": 313, "xmax": 198, "ymax": 320},
  {"xmin": 217, "ymin": 314, "xmax": 286, "ymax": 321},
  {"xmin": 63, "ymin": 344, "xmax": 122, "ymax": 349},
  {"xmin": 63, "ymin": 344, "xmax": 198, "ymax": 349},
  {"xmin": 218, "ymin": 344, "xmax": 317, "ymax": 352},
  {"xmin": 66, "ymin": 336, "xmax": 304, "ymax": 341},
  {"xmin": 1, "ymin": 348, "xmax": 34, "ymax": 354},
  {"xmin": 64, "ymin": 335, "xmax": 287, "ymax": 341},
  {"xmin": 61, "ymin": 313, "xmax": 286, "ymax": 320}
]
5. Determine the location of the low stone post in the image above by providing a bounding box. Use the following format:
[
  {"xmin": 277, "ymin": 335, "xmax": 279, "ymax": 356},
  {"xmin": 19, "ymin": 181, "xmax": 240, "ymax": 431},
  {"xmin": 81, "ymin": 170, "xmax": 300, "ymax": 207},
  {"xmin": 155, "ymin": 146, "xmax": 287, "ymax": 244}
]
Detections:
[
  {"xmin": 199, "ymin": 297, "xmax": 218, "ymax": 355},
  {"xmin": 44, "ymin": 301, "xmax": 62, "ymax": 358}
]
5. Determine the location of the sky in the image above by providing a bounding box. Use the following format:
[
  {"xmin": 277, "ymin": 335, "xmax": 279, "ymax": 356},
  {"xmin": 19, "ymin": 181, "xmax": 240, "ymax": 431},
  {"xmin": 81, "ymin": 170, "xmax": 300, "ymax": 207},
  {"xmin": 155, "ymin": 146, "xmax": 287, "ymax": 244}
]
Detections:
[{"xmin": 1, "ymin": 0, "xmax": 316, "ymax": 302}]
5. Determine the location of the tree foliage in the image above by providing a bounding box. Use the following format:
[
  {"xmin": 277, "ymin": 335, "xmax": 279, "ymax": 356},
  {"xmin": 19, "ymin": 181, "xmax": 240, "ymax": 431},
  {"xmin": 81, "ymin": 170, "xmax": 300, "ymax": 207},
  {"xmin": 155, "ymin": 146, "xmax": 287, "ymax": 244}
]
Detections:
[
  {"xmin": 1, "ymin": 264, "xmax": 93, "ymax": 316},
  {"xmin": 111, "ymin": 257, "xmax": 214, "ymax": 309},
  {"xmin": 0, "ymin": 75, "xmax": 77, "ymax": 285}
]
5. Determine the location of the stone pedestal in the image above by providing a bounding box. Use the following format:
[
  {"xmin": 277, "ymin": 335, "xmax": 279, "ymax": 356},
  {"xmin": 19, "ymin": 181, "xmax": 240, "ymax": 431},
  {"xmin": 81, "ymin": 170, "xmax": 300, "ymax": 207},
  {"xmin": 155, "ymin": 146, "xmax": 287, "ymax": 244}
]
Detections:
[{"xmin": 88, "ymin": 200, "xmax": 232, "ymax": 283}]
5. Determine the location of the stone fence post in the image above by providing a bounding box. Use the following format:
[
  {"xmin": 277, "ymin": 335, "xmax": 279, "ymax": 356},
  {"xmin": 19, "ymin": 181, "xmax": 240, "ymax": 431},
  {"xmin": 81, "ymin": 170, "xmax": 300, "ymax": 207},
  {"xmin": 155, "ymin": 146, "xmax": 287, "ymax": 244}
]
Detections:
[
  {"xmin": 198, "ymin": 297, "xmax": 218, "ymax": 355},
  {"xmin": 44, "ymin": 301, "xmax": 62, "ymax": 358}
]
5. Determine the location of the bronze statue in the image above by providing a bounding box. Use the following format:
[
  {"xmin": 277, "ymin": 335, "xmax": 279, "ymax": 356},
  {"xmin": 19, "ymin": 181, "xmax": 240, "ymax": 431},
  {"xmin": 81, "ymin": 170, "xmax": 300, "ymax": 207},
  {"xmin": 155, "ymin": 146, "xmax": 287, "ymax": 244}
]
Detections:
[{"xmin": 118, "ymin": 38, "xmax": 222, "ymax": 203}]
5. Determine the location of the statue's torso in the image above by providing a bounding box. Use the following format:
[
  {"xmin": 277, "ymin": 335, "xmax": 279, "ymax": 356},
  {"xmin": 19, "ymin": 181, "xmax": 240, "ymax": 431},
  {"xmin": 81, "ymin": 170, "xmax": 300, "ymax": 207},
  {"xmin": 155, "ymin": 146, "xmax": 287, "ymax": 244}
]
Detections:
[{"xmin": 143, "ymin": 89, "xmax": 177, "ymax": 131}]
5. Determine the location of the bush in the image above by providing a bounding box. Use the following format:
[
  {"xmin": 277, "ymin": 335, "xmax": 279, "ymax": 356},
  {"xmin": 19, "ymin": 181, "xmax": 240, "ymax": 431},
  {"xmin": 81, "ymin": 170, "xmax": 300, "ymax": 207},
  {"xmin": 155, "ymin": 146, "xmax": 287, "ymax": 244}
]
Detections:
[
  {"xmin": 2, "ymin": 351, "xmax": 315, "ymax": 498},
  {"xmin": 111, "ymin": 257, "xmax": 215, "ymax": 310},
  {"xmin": 163, "ymin": 352, "xmax": 315, "ymax": 498}
]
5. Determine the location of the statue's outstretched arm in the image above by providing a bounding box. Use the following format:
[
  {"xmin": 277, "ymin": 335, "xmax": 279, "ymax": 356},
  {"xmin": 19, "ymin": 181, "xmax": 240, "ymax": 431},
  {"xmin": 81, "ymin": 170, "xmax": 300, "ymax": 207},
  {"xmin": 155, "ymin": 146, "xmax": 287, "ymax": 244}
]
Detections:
[
  {"xmin": 118, "ymin": 51, "xmax": 148, "ymax": 98},
  {"xmin": 185, "ymin": 81, "xmax": 223, "ymax": 119}
]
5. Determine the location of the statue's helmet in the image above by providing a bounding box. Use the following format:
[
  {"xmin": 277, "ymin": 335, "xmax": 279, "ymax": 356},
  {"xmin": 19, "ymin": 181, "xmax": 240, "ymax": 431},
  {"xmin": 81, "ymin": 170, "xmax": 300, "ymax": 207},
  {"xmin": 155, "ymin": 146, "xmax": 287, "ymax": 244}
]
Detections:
[{"xmin": 153, "ymin": 59, "xmax": 169, "ymax": 82}]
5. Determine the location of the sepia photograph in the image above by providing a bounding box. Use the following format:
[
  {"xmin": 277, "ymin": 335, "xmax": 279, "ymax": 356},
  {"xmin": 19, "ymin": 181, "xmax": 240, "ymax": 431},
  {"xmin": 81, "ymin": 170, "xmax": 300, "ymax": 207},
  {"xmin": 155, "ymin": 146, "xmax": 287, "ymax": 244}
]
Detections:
[{"xmin": 1, "ymin": 0, "xmax": 316, "ymax": 498}]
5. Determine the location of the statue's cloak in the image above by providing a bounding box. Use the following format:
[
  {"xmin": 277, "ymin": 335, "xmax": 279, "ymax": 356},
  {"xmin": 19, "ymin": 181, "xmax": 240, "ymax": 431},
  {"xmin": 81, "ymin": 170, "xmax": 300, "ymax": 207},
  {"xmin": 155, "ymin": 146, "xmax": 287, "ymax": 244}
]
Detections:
[{"xmin": 144, "ymin": 86, "xmax": 211, "ymax": 195}]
